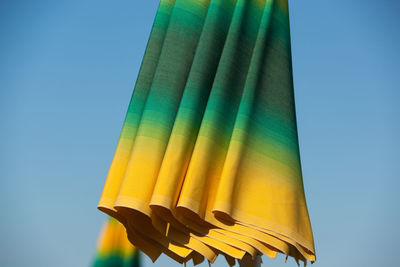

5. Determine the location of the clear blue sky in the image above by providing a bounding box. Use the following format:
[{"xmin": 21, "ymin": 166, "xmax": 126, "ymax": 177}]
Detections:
[{"xmin": 1, "ymin": 0, "xmax": 399, "ymax": 266}]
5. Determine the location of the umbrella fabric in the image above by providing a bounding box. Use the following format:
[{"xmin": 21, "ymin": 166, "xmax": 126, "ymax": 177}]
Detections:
[
  {"xmin": 98, "ymin": 0, "xmax": 315, "ymax": 265},
  {"xmin": 93, "ymin": 217, "xmax": 140, "ymax": 267}
]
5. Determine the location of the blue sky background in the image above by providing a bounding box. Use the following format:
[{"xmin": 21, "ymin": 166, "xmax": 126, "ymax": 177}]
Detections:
[{"xmin": 1, "ymin": 0, "xmax": 399, "ymax": 266}]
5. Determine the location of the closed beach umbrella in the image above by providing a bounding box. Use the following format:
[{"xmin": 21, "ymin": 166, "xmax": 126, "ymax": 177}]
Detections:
[
  {"xmin": 93, "ymin": 217, "xmax": 141, "ymax": 267},
  {"xmin": 97, "ymin": 0, "xmax": 315, "ymax": 265}
]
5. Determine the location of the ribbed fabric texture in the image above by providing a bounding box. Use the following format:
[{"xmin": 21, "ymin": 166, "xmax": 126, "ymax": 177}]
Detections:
[{"xmin": 98, "ymin": 0, "xmax": 315, "ymax": 265}]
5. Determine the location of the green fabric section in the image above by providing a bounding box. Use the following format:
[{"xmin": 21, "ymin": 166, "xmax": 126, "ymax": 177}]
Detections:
[
  {"xmin": 115, "ymin": 0, "xmax": 304, "ymax": 193},
  {"xmin": 93, "ymin": 251, "xmax": 140, "ymax": 267}
]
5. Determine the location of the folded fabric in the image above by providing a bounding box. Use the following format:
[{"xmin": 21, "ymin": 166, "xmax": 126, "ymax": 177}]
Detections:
[{"xmin": 98, "ymin": 0, "xmax": 315, "ymax": 265}]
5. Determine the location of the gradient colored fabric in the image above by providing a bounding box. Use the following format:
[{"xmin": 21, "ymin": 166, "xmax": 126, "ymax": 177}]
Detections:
[
  {"xmin": 93, "ymin": 218, "xmax": 141, "ymax": 267},
  {"xmin": 98, "ymin": 0, "xmax": 315, "ymax": 265}
]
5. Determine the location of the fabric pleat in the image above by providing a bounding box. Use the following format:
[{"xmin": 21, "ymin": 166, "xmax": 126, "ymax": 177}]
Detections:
[{"xmin": 98, "ymin": 0, "xmax": 315, "ymax": 265}]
